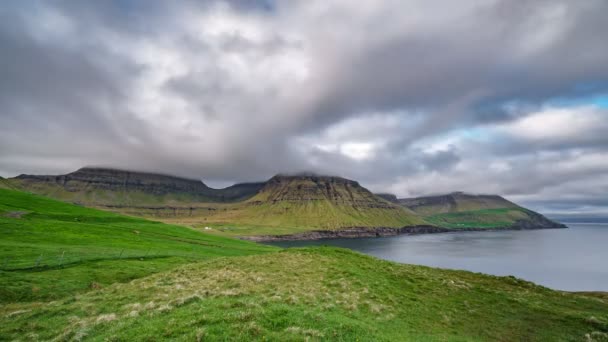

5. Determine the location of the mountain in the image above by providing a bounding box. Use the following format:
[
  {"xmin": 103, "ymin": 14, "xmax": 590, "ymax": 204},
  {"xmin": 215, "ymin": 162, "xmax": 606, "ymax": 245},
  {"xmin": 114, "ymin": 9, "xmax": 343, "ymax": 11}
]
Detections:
[
  {"xmin": 8, "ymin": 168, "xmax": 564, "ymax": 236},
  {"xmin": 11, "ymin": 167, "xmax": 263, "ymax": 205},
  {"xmin": 187, "ymin": 174, "xmax": 427, "ymax": 232},
  {"xmin": 0, "ymin": 176, "xmax": 16, "ymax": 190},
  {"xmin": 398, "ymin": 192, "xmax": 565, "ymax": 229},
  {"xmin": 375, "ymin": 193, "xmax": 399, "ymax": 203}
]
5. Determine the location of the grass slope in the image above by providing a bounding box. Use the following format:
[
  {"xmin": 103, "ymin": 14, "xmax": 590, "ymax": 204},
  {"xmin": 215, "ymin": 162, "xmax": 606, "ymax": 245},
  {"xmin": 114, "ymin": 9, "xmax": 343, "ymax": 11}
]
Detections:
[
  {"xmin": 10, "ymin": 167, "xmax": 264, "ymax": 206},
  {"xmin": 0, "ymin": 189, "xmax": 275, "ymax": 302},
  {"xmin": 165, "ymin": 176, "xmax": 426, "ymax": 235},
  {"xmin": 192, "ymin": 200, "xmax": 425, "ymax": 234},
  {"xmin": 400, "ymin": 193, "xmax": 562, "ymax": 229},
  {"xmin": 426, "ymin": 208, "xmax": 532, "ymax": 228},
  {"xmin": 1, "ymin": 247, "xmax": 607, "ymax": 341},
  {"xmin": 9, "ymin": 178, "xmax": 218, "ymax": 206},
  {"xmin": 400, "ymin": 193, "xmax": 518, "ymax": 216},
  {"xmin": 0, "ymin": 176, "xmax": 17, "ymax": 190}
]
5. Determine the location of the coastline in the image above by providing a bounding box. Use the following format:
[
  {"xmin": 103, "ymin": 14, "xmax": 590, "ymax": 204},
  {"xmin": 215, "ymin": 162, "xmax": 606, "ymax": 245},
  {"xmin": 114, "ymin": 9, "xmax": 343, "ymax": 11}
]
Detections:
[{"xmin": 239, "ymin": 224, "xmax": 568, "ymax": 242}]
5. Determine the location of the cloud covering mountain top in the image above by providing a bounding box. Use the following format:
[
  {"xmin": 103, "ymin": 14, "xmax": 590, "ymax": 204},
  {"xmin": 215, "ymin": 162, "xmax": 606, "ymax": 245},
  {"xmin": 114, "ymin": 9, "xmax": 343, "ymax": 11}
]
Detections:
[{"xmin": 1, "ymin": 0, "xmax": 607, "ymax": 216}]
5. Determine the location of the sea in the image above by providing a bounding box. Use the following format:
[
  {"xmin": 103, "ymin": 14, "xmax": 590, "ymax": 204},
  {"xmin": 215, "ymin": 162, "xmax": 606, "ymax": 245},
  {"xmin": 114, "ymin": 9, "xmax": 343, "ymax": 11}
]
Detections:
[{"xmin": 268, "ymin": 223, "xmax": 608, "ymax": 292}]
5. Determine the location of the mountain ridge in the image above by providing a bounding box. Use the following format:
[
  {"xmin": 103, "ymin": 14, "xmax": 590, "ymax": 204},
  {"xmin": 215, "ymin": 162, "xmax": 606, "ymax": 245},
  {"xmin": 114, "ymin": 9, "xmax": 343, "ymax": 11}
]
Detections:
[
  {"xmin": 398, "ymin": 192, "xmax": 564, "ymax": 229},
  {"xmin": 7, "ymin": 167, "xmax": 566, "ymax": 235},
  {"xmin": 193, "ymin": 173, "xmax": 427, "ymax": 231},
  {"xmin": 12, "ymin": 167, "xmax": 265, "ymax": 204}
]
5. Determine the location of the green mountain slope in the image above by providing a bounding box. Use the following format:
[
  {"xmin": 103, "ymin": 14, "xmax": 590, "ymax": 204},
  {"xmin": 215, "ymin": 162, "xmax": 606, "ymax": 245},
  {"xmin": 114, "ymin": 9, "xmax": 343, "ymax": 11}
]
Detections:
[
  {"xmin": 1, "ymin": 247, "xmax": 606, "ymax": 341},
  {"xmin": 399, "ymin": 192, "xmax": 565, "ymax": 229},
  {"xmin": 9, "ymin": 168, "xmax": 564, "ymax": 235},
  {"xmin": 0, "ymin": 176, "xmax": 17, "ymax": 190},
  {"xmin": 11, "ymin": 167, "xmax": 264, "ymax": 205},
  {"xmin": 0, "ymin": 188, "xmax": 275, "ymax": 302},
  {"xmin": 183, "ymin": 174, "xmax": 427, "ymax": 235}
]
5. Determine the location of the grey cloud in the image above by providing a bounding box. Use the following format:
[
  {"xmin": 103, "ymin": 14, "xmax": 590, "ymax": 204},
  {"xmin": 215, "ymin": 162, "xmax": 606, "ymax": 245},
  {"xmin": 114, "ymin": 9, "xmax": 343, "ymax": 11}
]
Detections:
[
  {"xmin": 301, "ymin": 0, "xmax": 608, "ymax": 134},
  {"xmin": 0, "ymin": 0, "xmax": 607, "ymax": 217}
]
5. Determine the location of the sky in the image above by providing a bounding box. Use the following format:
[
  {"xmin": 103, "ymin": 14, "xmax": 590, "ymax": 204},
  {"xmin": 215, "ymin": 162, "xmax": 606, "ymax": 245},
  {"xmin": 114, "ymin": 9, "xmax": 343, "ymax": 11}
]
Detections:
[{"xmin": 1, "ymin": 0, "xmax": 607, "ymax": 218}]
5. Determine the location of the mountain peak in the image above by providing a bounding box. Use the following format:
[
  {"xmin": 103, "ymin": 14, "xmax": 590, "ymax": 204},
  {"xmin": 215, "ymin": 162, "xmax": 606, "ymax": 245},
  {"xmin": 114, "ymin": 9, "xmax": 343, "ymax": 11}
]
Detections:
[{"xmin": 268, "ymin": 173, "xmax": 360, "ymax": 187}]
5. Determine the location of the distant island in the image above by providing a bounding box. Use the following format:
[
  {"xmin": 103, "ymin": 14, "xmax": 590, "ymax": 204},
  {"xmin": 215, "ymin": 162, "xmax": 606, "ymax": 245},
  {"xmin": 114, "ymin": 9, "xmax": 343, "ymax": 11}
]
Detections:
[{"xmin": 9, "ymin": 167, "xmax": 565, "ymax": 240}]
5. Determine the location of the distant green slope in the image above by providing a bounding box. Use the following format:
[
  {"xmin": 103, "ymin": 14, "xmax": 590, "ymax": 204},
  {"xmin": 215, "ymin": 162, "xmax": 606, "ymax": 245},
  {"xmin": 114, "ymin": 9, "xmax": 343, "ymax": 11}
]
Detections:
[
  {"xmin": 11, "ymin": 167, "xmax": 264, "ymax": 205},
  {"xmin": 400, "ymin": 192, "xmax": 564, "ymax": 229},
  {"xmin": 0, "ymin": 176, "xmax": 17, "ymax": 190},
  {"xmin": 0, "ymin": 188, "xmax": 275, "ymax": 302},
  {"xmin": 1, "ymin": 247, "xmax": 606, "ymax": 341}
]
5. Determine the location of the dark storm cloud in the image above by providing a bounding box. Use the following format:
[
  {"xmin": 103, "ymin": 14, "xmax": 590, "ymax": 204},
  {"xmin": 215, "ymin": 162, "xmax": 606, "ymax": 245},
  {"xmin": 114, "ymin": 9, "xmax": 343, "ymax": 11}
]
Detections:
[
  {"xmin": 1, "ymin": 0, "xmax": 607, "ymax": 216},
  {"xmin": 0, "ymin": 6, "xmax": 142, "ymax": 165}
]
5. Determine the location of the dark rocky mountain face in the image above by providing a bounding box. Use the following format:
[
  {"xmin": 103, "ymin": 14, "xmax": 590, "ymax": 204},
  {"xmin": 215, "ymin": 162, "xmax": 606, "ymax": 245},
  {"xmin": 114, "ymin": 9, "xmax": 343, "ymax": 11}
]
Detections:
[
  {"xmin": 16, "ymin": 167, "xmax": 212, "ymax": 195},
  {"xmin": 375, "ymin": 193, "xmax": 399, "ymax": 203},
  {"xmin": 214, "ymin": 182, "xmax": 266, "ymax": 201},
  {"xmin": 13, "ymin": 167, "xmax": 263, "ymax": 203},
  {"xmin": 253, "ymin": 174, "xmax": 398, "ymax": 209}
]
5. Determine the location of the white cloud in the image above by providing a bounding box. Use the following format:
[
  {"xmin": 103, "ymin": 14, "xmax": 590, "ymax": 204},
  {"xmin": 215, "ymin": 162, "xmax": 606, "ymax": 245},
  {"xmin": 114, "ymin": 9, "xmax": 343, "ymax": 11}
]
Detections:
[{"xmin": 498, "ymin": 105, "xmax": 608, "ymax": 143}]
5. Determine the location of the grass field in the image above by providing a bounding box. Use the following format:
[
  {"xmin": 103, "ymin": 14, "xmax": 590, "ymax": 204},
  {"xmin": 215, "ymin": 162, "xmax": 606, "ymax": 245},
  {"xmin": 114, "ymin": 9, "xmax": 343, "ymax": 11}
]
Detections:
[
  {"xmin": 159, "ymin": 200, "xmax": 426, "ymax": 237},
  {"xmin": 0, "ymin": 189, "xmax": 276, "ymax": 302},
  {"xmin": 1, "ymin": 247, "xmax": 607, "ymax": 341},
  {"xmin": 2, "ymin": 189, "xmax": 607, "ymax": 341}
]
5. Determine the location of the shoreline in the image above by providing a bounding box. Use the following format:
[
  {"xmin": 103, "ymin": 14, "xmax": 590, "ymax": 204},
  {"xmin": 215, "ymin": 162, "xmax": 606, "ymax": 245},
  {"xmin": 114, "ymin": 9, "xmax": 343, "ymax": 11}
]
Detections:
[{"xmin": 239, "ymin": 224, "xmax": 568, "ymax": 242}]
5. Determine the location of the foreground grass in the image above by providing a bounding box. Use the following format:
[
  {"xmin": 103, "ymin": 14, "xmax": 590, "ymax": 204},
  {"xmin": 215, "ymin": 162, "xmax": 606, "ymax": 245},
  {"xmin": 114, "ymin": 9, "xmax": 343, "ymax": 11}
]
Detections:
[
  {"xmin": 0, "ymin": 189, "xmax": 276, "ymax": 302},
  {"xmin": 1, "ymin": 247, "xmax": 607, "ymax": 341}
]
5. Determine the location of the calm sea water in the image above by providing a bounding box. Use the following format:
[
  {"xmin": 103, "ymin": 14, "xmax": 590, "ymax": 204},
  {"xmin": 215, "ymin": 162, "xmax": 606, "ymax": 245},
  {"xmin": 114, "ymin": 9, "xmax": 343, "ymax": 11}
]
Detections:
[{"xmin": 268, "ymin": 223, "xmax": 608, "ymax": 292}]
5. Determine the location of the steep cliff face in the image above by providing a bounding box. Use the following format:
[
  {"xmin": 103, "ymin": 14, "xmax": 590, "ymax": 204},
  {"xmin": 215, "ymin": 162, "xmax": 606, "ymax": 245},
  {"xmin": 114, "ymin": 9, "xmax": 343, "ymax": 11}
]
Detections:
[
  {"xmin": 214, "ymin": 174, "xmax": 427, "ymax": 230},
  {"xmin": 399, "ymin": 192, "xmax": 519, "ymax": 216},
  {"xmin": 12, "ymin": 167, "xmax": 263, "ymax": 205},
  {"xmin": 16, "ymin": 167, "xmax": 212, "ymax": 194},
  {"xmin": 398, "ymin": 192, "xmax": 565, "ymax": 229},
  {"xmin": 250, "ymin": 175, "xmax": 397, "ymax": 208},
  {"xmin": 375, "ymin": 193, "xmax": 399, "ymax": 203}
]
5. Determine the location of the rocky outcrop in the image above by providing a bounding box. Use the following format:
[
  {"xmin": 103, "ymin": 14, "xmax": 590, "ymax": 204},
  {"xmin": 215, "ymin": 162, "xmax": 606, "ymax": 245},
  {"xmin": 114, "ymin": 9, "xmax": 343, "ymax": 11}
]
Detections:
[
  {"xmin": 240, "ymin": 226, "xmax": 447, "ymax": 241},
  {"xmin": 510, "ymin": 210, "xmax": 567, "ymax": 229},
  {"xmin": 14, "ymin": 167, "xmax": 264, "ymax": 202},
  {"xmin": 252, "ymin": 174, "xmax": 403, "ymax": 209},
  {"xmin": 240, "ymin": 223, "xmax": 567, "ymax": 242},
  {"xmin": 375, "ymin": 193, "xmax": 399, "ymax": 203},
  {"xmin": 16, "ymin": 167, "xmax": 213, "ymax": 195}
]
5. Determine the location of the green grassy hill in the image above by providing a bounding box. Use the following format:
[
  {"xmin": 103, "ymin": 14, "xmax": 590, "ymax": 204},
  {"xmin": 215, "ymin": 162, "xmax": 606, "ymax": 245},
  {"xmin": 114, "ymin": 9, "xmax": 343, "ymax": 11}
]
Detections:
[
  {"xmin": 0, "ymin": 188, "xmax": 275, "ymax": 302},
  {"xmin": 10, "ymin": 167, "xmax": 264, "ymax": 205},
  {"xmin": 1, "ymin": 189, "xmax": 606, "ymax": 340},
  {"xmin": 10, "ymin": 171, "xmax": 426, "ymax": 236},
  {"xmin": 169, "ymin": 175, "xmax": 427, "ymax": 236},
  {"xmin": 0, "ymin": 176, "xmax": 17, "ymax": 190},
  {"xmin": 399, "ymin": 192, "xmax": 564, "ymax": 229},
  {"xmin": 1, "ymin": 247, "xmax": 607, "ymax": 341}
]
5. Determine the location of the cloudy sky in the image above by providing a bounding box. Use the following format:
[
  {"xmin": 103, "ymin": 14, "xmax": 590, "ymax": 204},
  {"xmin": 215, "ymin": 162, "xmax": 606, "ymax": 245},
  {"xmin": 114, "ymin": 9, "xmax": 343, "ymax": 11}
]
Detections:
[{"xmin": 1, "ymin": 0, "xmax": 607, "ymax": 217}]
